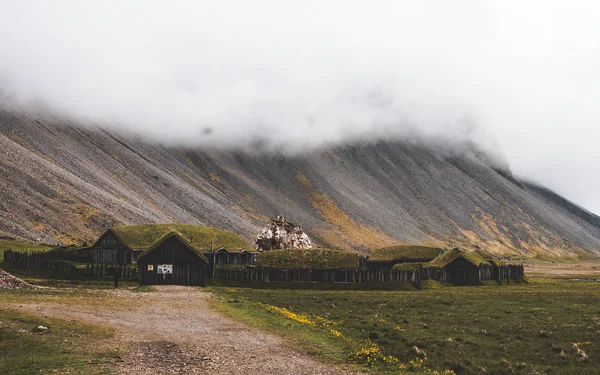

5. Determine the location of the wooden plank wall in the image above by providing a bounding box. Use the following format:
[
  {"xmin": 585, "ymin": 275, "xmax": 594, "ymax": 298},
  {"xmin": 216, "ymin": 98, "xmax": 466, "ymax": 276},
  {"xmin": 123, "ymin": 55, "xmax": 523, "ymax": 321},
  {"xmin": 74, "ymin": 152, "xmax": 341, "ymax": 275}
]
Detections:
[{"xmin": 139, "ymin": 263, "xmax": 206, "ymax": 286}]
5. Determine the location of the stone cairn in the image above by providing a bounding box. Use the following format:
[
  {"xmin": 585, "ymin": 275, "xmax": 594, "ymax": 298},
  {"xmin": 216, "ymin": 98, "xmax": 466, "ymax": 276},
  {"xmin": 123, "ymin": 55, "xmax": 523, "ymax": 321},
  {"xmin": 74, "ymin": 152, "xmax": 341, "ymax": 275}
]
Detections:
[{"xmin": 255, "ymin": 216, "xmax": 312, "ymax": 251}]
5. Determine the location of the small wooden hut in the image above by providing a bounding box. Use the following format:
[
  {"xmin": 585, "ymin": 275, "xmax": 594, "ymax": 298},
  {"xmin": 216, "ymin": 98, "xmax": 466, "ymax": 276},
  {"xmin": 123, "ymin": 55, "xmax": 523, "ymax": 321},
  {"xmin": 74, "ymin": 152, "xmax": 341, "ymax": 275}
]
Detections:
[
  {"xmin": 425, "ymin": 248, "xmax": 502, "ymax": 285},
  {"xmin": 138, "ymin": 232, "xmax": 209, "ymax": 286}
]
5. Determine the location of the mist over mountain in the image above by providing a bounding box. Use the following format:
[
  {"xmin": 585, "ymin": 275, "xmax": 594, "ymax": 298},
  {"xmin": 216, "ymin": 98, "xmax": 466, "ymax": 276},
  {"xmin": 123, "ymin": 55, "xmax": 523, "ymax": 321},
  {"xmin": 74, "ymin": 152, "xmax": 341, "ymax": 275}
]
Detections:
[
  {"xmin": 2, "ymin": 2, "xmax": 600, "ymax": 216},
  {"xmin": 2, "ymin": 106, "xmax": 599, "ymax": 258}
]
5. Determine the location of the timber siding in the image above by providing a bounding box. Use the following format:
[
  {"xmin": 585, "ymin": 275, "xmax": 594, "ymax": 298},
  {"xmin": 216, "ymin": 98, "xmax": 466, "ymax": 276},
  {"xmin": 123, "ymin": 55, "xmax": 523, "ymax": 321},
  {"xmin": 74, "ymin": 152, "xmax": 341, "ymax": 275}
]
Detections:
[
  {"xmin": 138, "ymin": 233, "xmax": 208, "ymax": 286},
  {"xmin": 203, "ymin": 248, "xmax": 257, "ymax": 265},
  {"xmin": 79, "ymin": 230, "xmax": 138, "ymax": 265}
]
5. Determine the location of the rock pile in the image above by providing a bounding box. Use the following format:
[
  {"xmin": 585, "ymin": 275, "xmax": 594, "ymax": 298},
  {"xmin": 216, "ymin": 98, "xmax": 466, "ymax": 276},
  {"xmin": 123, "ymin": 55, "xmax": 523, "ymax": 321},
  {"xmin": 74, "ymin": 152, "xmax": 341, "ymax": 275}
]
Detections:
[
  {"xmin": 256, "ymin": 217, "xmax": 312, "ymax": 251},
  {"xmin": 0, "ymin": 268, "xmax": 34, "ymax": 289}
]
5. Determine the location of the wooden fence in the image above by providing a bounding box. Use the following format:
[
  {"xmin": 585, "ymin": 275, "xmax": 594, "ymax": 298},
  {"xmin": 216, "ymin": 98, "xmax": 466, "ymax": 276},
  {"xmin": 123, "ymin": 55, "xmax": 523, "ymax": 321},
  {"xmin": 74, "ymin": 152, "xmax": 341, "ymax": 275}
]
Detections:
[
  {"xmin": 3, "ymin": 250, "xmax": 137, "ymax": 279},
  {"xmin": 215, "ymin": 266, "xmax": 422, "ymax": 284},
  {"xmin": 3, "ymin": 249, "xmax": 525, "ymax": 286},
  {"xmin": 215, "ymin": 263, "xmax": 525, "ymax": 285},
  {"xmin": 83, "ymin": 263, "xmax": 138, "ymax": 279}
]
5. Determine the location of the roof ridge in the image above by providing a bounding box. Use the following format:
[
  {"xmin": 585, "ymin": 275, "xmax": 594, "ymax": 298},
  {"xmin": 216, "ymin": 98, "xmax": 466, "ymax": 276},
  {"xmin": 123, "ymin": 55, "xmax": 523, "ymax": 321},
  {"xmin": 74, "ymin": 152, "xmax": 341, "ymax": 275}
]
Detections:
[{"xmin": 138, "ymin": 231, "xmax": 208, "ymax": 262}]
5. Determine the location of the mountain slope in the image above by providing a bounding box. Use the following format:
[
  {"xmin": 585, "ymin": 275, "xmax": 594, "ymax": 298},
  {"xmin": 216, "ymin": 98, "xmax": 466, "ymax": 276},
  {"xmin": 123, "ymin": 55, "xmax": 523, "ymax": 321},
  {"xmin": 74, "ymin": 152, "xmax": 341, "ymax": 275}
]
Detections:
[{"xmin": 1, "ymin": 106, "xmax": 599, "ymax": 258}]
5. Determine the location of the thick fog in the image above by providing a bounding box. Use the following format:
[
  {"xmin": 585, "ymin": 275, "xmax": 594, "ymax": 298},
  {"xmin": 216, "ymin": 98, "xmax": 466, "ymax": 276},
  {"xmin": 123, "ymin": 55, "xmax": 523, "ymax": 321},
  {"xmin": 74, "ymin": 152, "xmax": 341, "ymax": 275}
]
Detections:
[{"xmin": 1, "ymin": 1, "xmax": 599, "ymax": 214}]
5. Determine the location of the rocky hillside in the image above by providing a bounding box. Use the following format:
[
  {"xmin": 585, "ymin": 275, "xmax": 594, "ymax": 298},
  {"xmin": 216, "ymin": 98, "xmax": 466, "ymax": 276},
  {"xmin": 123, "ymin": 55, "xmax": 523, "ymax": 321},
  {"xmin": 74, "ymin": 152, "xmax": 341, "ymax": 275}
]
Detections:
[{"xmin": 1, "ymin": 105, "xmax": 600, "ymax": 258}]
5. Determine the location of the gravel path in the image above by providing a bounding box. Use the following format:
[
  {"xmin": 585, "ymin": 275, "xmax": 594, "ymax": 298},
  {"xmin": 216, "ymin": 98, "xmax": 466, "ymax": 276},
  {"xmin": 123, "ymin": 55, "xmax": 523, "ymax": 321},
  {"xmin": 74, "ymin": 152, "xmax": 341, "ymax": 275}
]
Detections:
[{"xmin": 12, "ymin": 286, "xmax": 353, "ymax": 374}]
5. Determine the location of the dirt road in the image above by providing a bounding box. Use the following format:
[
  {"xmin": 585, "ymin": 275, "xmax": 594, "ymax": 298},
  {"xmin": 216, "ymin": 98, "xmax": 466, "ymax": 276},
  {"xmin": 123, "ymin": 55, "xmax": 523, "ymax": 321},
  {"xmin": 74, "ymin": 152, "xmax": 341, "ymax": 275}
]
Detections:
[{"xmin": 12, "ymin": 286, "xmax": 352, "ymax": 374}]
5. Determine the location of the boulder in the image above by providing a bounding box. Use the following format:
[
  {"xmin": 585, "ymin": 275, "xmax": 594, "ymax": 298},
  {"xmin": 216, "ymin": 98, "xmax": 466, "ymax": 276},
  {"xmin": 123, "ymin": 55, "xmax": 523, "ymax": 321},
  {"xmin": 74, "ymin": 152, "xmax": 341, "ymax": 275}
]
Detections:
[{"xmin": 256, "ymin": 217, "xmax": 312, "ymax": 251}]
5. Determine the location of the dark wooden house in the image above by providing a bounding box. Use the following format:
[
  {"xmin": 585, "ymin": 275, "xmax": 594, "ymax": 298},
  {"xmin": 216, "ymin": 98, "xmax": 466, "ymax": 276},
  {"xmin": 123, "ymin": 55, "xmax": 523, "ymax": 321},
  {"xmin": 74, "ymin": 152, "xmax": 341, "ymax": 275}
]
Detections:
[
  {"xmin": 138, "ymin": 232, "xmax": 209, "ymax": 286},
  {"xmin": 79, "ymin": 224, "xmax": 252, "ymax": 266},
  {"xmin": 425, "ymin": 248, "xmax": 501, "ymax": 285},
  {"xmin": 78, "ymin": 228, "xmax": 140, "ymax": 265}
]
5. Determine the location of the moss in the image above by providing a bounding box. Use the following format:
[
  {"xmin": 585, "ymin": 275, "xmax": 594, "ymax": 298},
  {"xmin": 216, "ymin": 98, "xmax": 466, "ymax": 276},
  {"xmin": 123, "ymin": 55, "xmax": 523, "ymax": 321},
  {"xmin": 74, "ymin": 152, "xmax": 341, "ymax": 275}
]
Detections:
[
  {"xmin": 461, "ymin": 250, "xmax": 490, "ymax": 266},
  {"xmin": 391, "ymin": 262, "xmax": 423, "ymax": 271},
  {"xmin": 370, "ymin": 245, "xmax": 442, "ymax": 262},
  {"xmin": 109, "ymin": 224, "xmax": 251, "ymax": 251},
  {"xmin": 257, "ymin": 248, "xmax": 359, "ymax": 269},
  {"xmin": 427, "ymin": 248, "xmax": 505, "ymax": 268}
]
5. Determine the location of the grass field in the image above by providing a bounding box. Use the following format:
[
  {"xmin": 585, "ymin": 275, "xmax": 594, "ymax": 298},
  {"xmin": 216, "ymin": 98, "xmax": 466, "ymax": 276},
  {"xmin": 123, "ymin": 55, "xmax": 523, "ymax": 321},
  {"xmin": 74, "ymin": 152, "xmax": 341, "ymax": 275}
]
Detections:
[
  {"xmin": 212, "ymin": 279, "xmax": 600, "ymax": 375},
  {"xmin": 0, "ymin": 239, "xmax": 54, "ymax": 262},
  {"xmin": 0, "ymin": 308, "xmax": 118, "ymax": 375}
]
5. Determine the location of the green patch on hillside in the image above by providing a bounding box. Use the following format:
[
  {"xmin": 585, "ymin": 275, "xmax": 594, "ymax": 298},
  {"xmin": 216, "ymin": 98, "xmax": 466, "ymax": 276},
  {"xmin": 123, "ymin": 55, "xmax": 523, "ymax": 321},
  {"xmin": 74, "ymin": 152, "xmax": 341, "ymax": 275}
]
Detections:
[
  {"xmin": 256, "ymin": 248, "xmax": 360, "ymax": 269},
  {"xmin": 213, "ymin": 279, "xmax": 600, "ymax": 374},
  {"xmin": 110, "ymin": 224, "xmax": 252, "ymax": 251},
  {"xmin": 370, "ymin": 245, "xmax": 442, "ymax": 262},
  {"xmin": 0, "ymin": 309, "xmax": 118, "ymax": 374},
  {"xmin": 0, "ymin": 240, "xmax": 55, "ymax": 263}
]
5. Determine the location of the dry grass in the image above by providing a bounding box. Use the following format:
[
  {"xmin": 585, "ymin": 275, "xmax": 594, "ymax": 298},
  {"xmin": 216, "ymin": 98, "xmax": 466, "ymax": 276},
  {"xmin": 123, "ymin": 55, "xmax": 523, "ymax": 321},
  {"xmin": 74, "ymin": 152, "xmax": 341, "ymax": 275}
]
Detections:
[
  {"xmin": 525, "ymin": 260, "xmax": 600, "ymax": 279},
  {"xmin": 297, "ymin": 173, "xmax": 397, "ymax": 252},
  {"xmin": 448, "ymin": 213, "xmax": 593, "ymax": 260}
]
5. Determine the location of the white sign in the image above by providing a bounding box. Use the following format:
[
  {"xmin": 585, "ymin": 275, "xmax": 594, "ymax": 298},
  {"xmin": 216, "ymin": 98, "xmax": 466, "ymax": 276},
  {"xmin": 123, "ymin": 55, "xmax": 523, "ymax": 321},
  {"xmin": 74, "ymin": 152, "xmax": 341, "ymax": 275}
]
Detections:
[{"xmin": 157, "ymin": 264, "xmax": 173, "ymax": 274}]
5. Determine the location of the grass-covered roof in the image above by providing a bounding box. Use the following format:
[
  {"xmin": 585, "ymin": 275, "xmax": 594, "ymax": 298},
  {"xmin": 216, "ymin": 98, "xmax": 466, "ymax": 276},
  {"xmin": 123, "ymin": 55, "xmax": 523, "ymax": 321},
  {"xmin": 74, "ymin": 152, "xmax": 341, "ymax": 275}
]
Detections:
[
  {"xmin": 392, "ymin": 262, "xmax": 422, "ymax": 271},
  {"xmin": 369, "ymin": 245, "xmax": 442, "ymax": 262},
  {"xmin": 256, "ymin": 248, "xmax": 360, "ymax": 269},
  {"xmin": 426, "ymin": 248, "xmax": 504, "ymax": 268},
  {"xmin": 108, "ymin": 224, "xmax": 251, "ymax": 252},
  {"xmin": 137, "ymin": 232, "xmax": 210, "ymax": 262}
]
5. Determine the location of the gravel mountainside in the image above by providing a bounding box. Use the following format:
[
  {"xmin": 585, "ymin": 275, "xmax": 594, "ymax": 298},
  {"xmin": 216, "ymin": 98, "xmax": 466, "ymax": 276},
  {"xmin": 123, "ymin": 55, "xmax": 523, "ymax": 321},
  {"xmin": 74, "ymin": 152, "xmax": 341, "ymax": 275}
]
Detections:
[{"xmin": 1, "ymin": 106, "xmax": 600, "ymax": 257}]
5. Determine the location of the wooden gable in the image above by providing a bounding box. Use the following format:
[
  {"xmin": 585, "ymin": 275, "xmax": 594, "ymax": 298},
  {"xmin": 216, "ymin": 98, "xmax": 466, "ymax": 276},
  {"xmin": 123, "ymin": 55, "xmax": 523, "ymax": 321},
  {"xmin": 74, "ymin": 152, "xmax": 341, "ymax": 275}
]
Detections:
[{"xmin": 138, "ymin": 233, "xmax": 208, "ymax": 264}]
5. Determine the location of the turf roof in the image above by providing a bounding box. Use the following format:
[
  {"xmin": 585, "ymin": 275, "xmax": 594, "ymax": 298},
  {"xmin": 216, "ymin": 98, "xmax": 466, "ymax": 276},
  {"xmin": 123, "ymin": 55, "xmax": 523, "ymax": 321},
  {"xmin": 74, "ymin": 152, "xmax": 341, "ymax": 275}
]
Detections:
[
  {"xmin": 369, "ymin": 245, "xmax": 442, "ymax": 262},
  {"xmin": 137, "ymin": 232, "xmax": 209, "ymax": 262},
  {"xmin": 426, "ymin": 248, "xmax": 504, "ymax": 268},
  {"xmin": 107, "ymin": 224, "xmax": 252, "ymax": 252},
  {"xmin": 256, "ymin": 248, "xmax": 360, "ymax": 269},
  {"xmin": 392, "ymin": 262, "xmax": 422, "ymax": 271}
]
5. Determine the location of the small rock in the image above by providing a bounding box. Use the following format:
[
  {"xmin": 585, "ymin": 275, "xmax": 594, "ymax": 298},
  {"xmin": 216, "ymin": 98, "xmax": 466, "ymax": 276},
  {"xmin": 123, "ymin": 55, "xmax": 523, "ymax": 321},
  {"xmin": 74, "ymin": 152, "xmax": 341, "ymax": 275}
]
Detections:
[{"xmin": 413, "ymin": 346, "xmax": 426, "ymax": 357}]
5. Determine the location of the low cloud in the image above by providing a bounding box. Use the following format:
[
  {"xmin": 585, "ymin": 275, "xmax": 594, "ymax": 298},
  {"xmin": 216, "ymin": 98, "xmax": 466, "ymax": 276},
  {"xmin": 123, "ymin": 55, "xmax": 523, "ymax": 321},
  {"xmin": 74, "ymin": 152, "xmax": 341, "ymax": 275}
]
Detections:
[{"xmin": 1, "ymin": 1, "xmax": 599, "ymax": 213}]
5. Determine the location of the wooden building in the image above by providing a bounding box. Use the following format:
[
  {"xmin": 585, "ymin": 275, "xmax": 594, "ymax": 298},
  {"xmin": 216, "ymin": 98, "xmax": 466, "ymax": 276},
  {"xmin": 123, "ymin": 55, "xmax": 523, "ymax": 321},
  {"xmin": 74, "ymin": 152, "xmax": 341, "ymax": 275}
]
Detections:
[
  {"xmin": 138, "ymin": 232, "xmax": 209, "ymax": 286},
  {"xmin": 202, "ymin": 248, "xmax": 258, "ymax": 266},
  {"xmin": 78, "ymin": 228, "xmax": 140, "ymax": 264},
  {"xmin": 79, "ymin": 224, "xmax": 252, "ymax": 266},
  {"xmin": 425, "ymin": 248, "xmax": 504, "ymax": 285}
]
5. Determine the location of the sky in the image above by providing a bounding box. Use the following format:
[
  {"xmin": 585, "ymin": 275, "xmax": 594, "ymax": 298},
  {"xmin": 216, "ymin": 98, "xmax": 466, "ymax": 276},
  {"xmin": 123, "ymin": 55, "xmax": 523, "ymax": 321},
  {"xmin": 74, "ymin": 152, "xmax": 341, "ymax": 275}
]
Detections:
[{"xmin": 0, "ymin": 1, "xmax": 599, "ymax": 214}]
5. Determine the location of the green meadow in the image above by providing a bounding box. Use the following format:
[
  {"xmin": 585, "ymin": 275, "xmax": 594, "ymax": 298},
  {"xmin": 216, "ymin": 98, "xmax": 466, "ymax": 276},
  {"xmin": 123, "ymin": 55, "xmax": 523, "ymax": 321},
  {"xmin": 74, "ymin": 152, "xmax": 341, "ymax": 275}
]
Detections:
[
  {"xmin": 212, "ymin": 279, "xmax": 600, "ymax": 375},
  {"xmin": 0, "ymin": 307, "xmax": 118, "ymax": 375}
]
